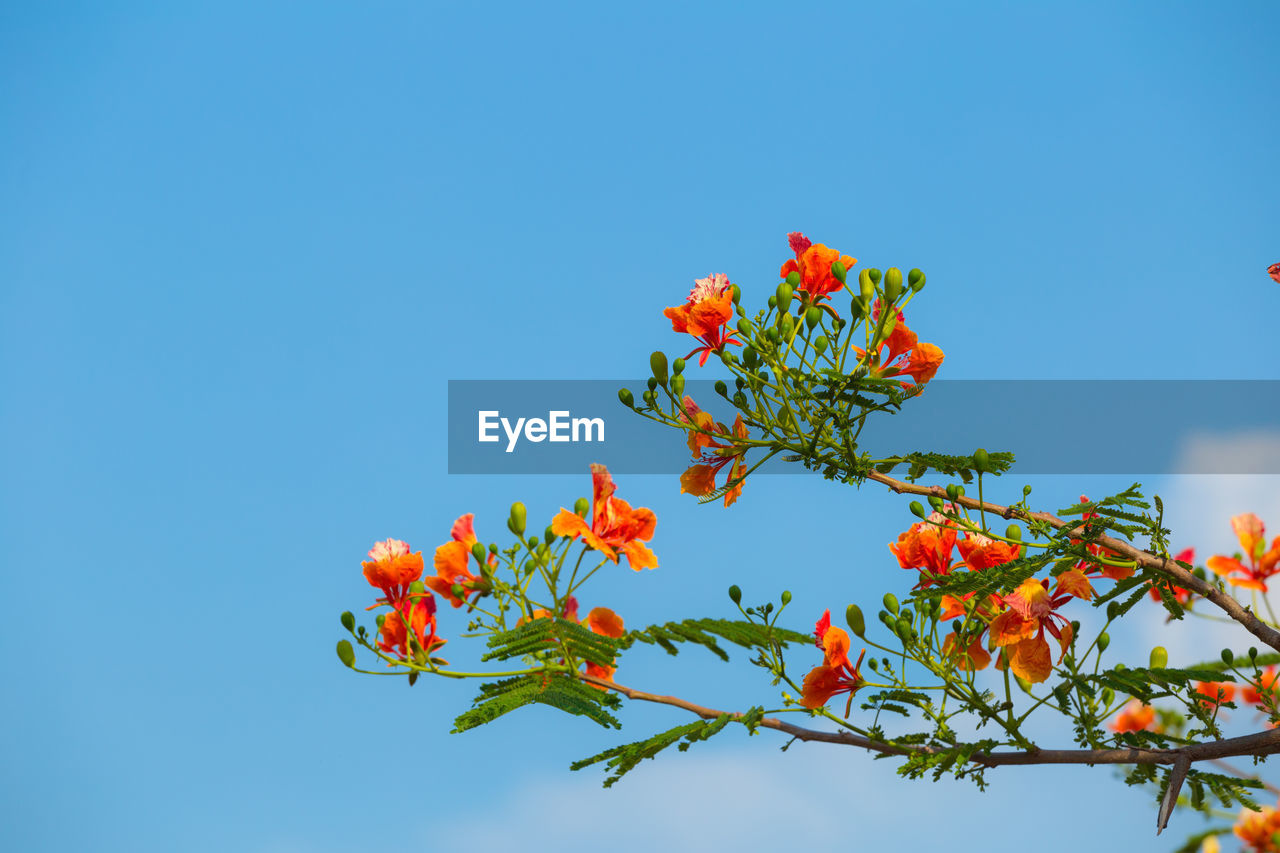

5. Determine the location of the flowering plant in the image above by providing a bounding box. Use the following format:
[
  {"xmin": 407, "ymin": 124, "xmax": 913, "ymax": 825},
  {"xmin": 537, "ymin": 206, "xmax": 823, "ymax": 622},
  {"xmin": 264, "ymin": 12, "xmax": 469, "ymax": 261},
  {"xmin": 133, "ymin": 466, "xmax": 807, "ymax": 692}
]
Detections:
[{"xmin": 339, "ymin": 235, "xmax": 1280, "ymax": 851}]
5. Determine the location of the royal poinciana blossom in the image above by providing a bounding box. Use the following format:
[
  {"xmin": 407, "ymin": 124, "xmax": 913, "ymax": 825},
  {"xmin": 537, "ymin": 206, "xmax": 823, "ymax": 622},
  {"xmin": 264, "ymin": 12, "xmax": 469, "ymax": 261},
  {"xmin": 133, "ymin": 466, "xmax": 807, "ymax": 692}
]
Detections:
[
  {"xmin": 429, "ymin": 514, "xmax": 495, "ymax": 608},
  {"xmin": 779, "ymin": 231, "xmax": 857, "ymax": 302},
  {"xmin": 853, "ymin": 305, "xmax": 945, "ymax": 387},
  {"xmin": 1208, "ymin": 513, "xmax": 1280, "ymax": 592},
  {"xmin": 678, "ymin": 396, "xmax": 749, "ymax": 507},
  {"xmin": 551, "ymin": 464, "xmax": 658, "ymax": 570},
  {"xmin": 800, "ymin": 610, "xmax": 866, "ymax": 715},
  {"xmin": 664, "ymin": 273, "xmax": 743, "ymax": 366}
]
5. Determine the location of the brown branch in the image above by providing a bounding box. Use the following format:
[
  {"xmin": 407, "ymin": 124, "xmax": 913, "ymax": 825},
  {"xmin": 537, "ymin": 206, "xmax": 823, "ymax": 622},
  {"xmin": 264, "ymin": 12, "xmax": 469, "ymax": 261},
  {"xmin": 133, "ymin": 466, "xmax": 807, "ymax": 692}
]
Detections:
[
  {"xmin": 579, "ymin": 672, "xmax": 1280, "ymax": 769},
  {"xmin": 864, "ymin": 470, "xmax": 1280, "ymax": 653}
]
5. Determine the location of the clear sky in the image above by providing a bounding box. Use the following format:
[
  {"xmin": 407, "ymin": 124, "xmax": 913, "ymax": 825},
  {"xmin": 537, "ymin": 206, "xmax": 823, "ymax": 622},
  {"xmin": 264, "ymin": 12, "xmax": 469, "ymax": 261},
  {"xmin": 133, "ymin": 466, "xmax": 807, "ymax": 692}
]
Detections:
[{"xmin": 3, "ymin": 2, "xmax": 1279, "ymax": 851}]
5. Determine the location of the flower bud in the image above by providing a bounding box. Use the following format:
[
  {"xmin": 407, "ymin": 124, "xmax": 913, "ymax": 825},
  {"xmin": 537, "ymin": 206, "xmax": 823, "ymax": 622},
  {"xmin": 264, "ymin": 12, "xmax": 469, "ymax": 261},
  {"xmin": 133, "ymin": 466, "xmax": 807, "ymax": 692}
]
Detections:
[
  {"xmin": 672, "ymin": 357, "xmax": 686, "ymax": 375},
  {"xmin": 471, "ymin": 542, "xmax": 487, "ymax": 562},
  {"xmin": 972, "ymin": 448, "xmax": 990, "ymax": 473},
  {"xmin": 766, "ymin": 327, "xmax": 780, "ymax": 344},
  {"xmin": 618, "ymin": 387, "xmax": 634, "ymax": 408},
  {"xmin": 544, "ymin": 526, "xmax": 557, "ymax": 545},
  {"xmin": 1149, "ymin": 646, "xmax": 1168, "ymax": 669},
  {"xmin": 646, "ymin": 377, "xmax": 658, "ymax": 392},
  {"xmin": 846, "ymin": 604, "xmax": 866, "ymax": 637},
  {"xmin": 805, "ymin": 305, "xmax": 822, "ymax": 330},
  {"xmin": 649, "ymin": 351, "xmax": 669, "ymax": 386},
  {"xmin": 908, "ymin": 268, "xmax": 926, "ymax": 292},
  {"xmin": 858, "ymin": 269, "xmax": 875, "ymax": 302},
  {"xmin": 831, "ymin": 260, "xmax": 847, "ymax": 282},
  {"xmin": 780, "ymin": 590, "xmax": 792, "ymax": 606},
  {"xmin": 895, "ymin": 616, "xmax": 914, "ymax": 642},
  {"xmin": 737, "ymin": 317, "xmax": 753, "ymax": 337},
  {"xmin": 642, "ymin": 389, "xmax": 656, "ymax": 406},
  {"xmin": 1100, "ymin": 687, "xmax": 1115, "ymax": 706},
  {"xmin": 849, "ymin": 298, "xmax": 865, "ymax": 321},
  {"xmin": 1106, "ymin": 601, "xmax": 1120, "ymax": 620},
  {"xmin": 785, "ymin": 270, "xmax": 801, "ymax": 287},
  {"xmin": 1250, "ymin": 646, "xmax": 1259, "ymax": 660},
  {"xmin": 671, "ymin": 374, "xmax": 685, "ymax": 397},
  {"xmin": 715, "ymin": 379, "xmax": 728, "ymax": 397},
  {"xmin": 776, "ymin": 282, "xmax": 793, "ymax": 308},
  {"xmin": 884, "ymin": 268, "xmax": 903, "ymax": 302},
  {"xmin": 728, "ymin": 585, "xmax": 742, "ymax": 604},
  {"xmin": 574, "ymin": 497, "xmax": 589, "ymax": 517},
  {"xmin": 909, "ymin": 501, "xmax": 926, "ymax": 518},
  {"xmin": 813, "ymin": 336, "xmax": 828, "ymax": 354},
  {"xmin": 340, "ymin": 611, "xmax": 355, "ymax": 631},
  {"xmin": 945, "ymin": 484, "xmax": 963, "ymax": 500},
  {"xmin": 451, "ymin": 583, "xmax": 466, "ymax": 600},
  {"xmin": 1221, "ymin": 648, "xmax": 1234, "ymax": 665},
  {"xmin": 779, "ymin": 314, "xmax": 794, "ymax": 338},
  {"xmin": 508, "ymin": 501, "xmax": 527, "ymax": 536},
  {"xmin": 375, "ymin": 613, "xmax": 386, "ymax": 629},
  {"xmin": 883, "ymin": 593, "xmax": 900, "ymax": 615},
  {"xmin": 868, "ymin": 268, "xmax": 882, "ymax": 285},
  {"xmin": 928, "ymin": 495, "xmax": 944, "ymax": 511},
  {"xmin": 731, "ymin": 284, "xmax": 741, "ymax": 303},
  {"xmin": 409, "ymin": 580, "xmax": 426, "ymax": 595},
  {"xmin": 1005, "ymin": 524, "xmax": 1022, "ymax": 541},
  {"xmin": 1097, "ymin": 632, "xmax": 1110, "ymax": 653},
  {"xmin": 767, "ymin": 295, "xmax": 777, "ymax": 309},
  {"xmin": 336, "ymin": 639, "xmax": 356, "ymax": 668}
]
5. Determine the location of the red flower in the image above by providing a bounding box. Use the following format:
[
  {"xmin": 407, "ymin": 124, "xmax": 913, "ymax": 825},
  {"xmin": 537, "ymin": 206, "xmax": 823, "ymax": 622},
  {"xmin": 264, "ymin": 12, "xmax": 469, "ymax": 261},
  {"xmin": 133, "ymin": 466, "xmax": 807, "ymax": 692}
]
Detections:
[
  {"xmin": 427, "ymin": 514, "xmax": 495, "ymax": 608},
  {"xmin": 853, "ymin": 307, "xmax": 944, "ymax": 388},
  {"xmin": 800, "ymin": 610, "xmax": 867, "ymax": 715},
  {"xmin": 1109, "ymin": 701, "xmax": 1155, "ymax": 733},
  {"xmin": 663, "ymin": 273, "xmax": 743, "ymax": 366},
  {"xmin": 551, "ymin": 464, "xmax": 658, "ymax": 570},
  {"xmin": 362, "ymin": 538, "xmax": 425, "ymax": 606},
  {"xmin": 378, "ymin": 593, "xmax": 445, "ymax": 661},
  {"xmin": 1268, "ymin": 262, "xmax": 1280, "ymax": 284},
  {"xmin": 889, "ymin": 510, "xmax": 958, "ymax": 583},
  {"xmin": 988, "ymin": 572, "xmax": 1093, "ymax": 683},
  {"xmin": 779, "ymin": 232, "xmax": 857, "ymax": 302},
  {"xmin": 1208, "ymin": 513, "xmax": 1280, "ymax": 592},
  {"xmin": 678, "ymin": 397, "xmax": 750, "ymax": 507}
]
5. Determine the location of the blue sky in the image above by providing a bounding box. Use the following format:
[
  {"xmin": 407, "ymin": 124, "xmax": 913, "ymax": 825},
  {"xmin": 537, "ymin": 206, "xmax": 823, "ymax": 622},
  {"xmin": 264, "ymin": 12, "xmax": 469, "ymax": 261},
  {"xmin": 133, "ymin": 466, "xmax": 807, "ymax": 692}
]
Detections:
[{"xmin": 2, "ymin": 2, "xmax": 1279, "ymax": 851}]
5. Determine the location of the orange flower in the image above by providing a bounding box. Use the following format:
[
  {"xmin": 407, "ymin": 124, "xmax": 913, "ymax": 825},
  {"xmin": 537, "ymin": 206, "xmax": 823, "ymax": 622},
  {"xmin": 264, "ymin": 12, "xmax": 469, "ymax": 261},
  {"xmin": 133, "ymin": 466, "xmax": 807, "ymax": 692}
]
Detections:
[
  {"xmin": 663, "ymin": 273, "xmax": 743, "ymax": 366},
  {"xmin": 890, "ymin": 510, "xmax": 959, "ymax": 582},
  {"xmin": 362, "ymin": 538, "xmax": 425, "ymax": 606},
  {"xmin": 678, "ymin": 397, "xmax": 750, "ymax": 507},
  {"xmin": 779, "ymin": 232, "xmax": 857, "ymax": 302},
  {"xmin": 1148, "ymin": 547, "xmax": 1196, "ymax": 604},
  {"xmin": 551, "ymin": 464, "xmax": 658, "ymax": 570},
  {"xmin": 853, "ymin": 306, "xmax": 944, "ymax": 388},
  {"xmin": 1244, "ymin": 667, "xmax": 1278, "ymax": 706},
  {"xmin": 1235, "ymin": 800, "xmax": 1280, "ymax": 851},
  {"xmin": 988, "ymin": 572, "xmax": 1093, "ymax": 683},
  {"xmin": 942, "ymin": 631, "xmax": 992, "ymax": 671},
  {"xmin": 582, "ymin": 606, "xmax": 626, "ymax": 684},
  {"xmin": 1194, "ymin": 681, "xmax": 1237, "ymax": 706},
  {"xmin": 427, "ymin": 514, "xmax": 495, "ymax": 608},
  {"xmin": 1109, "ymin": 701, "xmax": 1155, "ymax": 733},
  {"xmin": 1269, "ymin": 262, "xmax": 1280, "ymax": 284},
  {"xmin": 1208, "ymin": 513, "xmax": 1280, "ymax": 592},
  {"xmin": 800, "ymin": 610, "xmax": 867, "ymax": 715},
  {"xmin": 957, "ymin": 532, "xmax": 1021, "ymax": 571},
  {"xmin": 378, "ymin": 593, "xmax": 445, "ymax": 660}
]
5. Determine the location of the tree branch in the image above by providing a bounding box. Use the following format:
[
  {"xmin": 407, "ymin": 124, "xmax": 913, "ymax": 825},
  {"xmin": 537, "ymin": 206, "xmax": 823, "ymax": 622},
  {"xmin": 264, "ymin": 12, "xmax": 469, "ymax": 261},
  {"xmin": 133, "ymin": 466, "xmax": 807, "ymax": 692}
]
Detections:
[{"xmin": 864, "ymin": 470, "xmax": 1280, "ymax": 653}]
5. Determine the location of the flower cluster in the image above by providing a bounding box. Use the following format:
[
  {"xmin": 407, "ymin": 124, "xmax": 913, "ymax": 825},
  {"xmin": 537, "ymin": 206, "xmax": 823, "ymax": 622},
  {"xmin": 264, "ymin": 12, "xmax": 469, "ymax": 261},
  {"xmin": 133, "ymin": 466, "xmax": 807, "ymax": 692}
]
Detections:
[{"xmin": 361, "ymin": 538, "xmax": 446, "ymax": 661}]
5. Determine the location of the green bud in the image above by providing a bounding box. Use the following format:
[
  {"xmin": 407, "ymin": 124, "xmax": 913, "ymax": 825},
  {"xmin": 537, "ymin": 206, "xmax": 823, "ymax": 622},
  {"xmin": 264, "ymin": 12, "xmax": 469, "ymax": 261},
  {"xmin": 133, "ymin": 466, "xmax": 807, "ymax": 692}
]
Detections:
[
  {"xmin": 909, "ymin": 500, "xmax": 926, "ymax": 518},
  {"xmin": 1221, "ymin": 648, "xmax": 1235, "ymax": 665},
  {"xmin": 649, "ymin": 351, "xmax": 669, "ymax": 386},
  {"xmin": 972, "ymin": 448, "xmax": 990, "ymax": 473},
  {"xmin": 831, "ymin": 260, "xmax": 847, "ymax": 282},
  {"xmin": 849, "ymin": 298, "xmax": 865, "ymax": 321},
  {"xmin": 884, "ymin": 268, "xmax": 903, "ymax": 302},
  {"xmin": 869, "ymin": 268, "xmax": 882, "ymax": 285},
  {"xmin": 1250, "ymin": 646, "xmax": 1259, "ymax": 660},
  {"xmin": 715, "ymin": 379, "xmax": 728, "ymax": 396},
  {"xmin": 767, "ymin": 295, "xmax": 777, "ymax": 309},
  {"xmin": 1023, "ymin": 484, "xmax": 1033, "ymax": 498},
  {"xmin": 1100, "ymin": 687, "xmax": 1115, "ymax": 706},
  {"xmin": 450, "ymin": 583, "xmax": 466, "ymax": 599},
  {"xmin": 1014, "ymin": 674, "xmax": 1033, "ymax": 694},
  {"xmin": 780, "ymin": 590, "xmax": 792, "ymax": 606},
  {"xmin": 574, "ymin": 497, "xmax": 589, "ymax": 517},
  {"xmin": 928, "ymin": 495, "xmax": 945, "ymax": 511},
  {"xmin": 336, "ymin": 639, "xmax": 356, "ymax": 668},
  {"xmin": 868, "ymin": 658, "xmax": 879, "ymax": 672},
  {"xmin": 471, "ymin": 542, "xmax": 487, "ymax": 562},
  {"xmin": 1097, "ymin": 632, "xmax": 1110, "ymax": 653},
  {"xmin": 895, "ymin": 616, "xmax": 914, "ymax": 642},
  {"xmin": 646, "ymin": 376, "xmax": 658, "ymax": 392},
  {"xmin": 1005, "ymin": 524, "xmax": 1022, "ymax": 541},
  {"xmin": 672, "ymin": 357, "xmax": 686, "ymax": 375},
  {"xmin": 907, "ymin": 268, "xmax": 924, "ymax": 288},
  {"xmin": 728, "ymin": 585, "xmax": 742, "ymax": 604},
  {"xmin": 737, "ymin": 317, "xmax": 753, "ymax": 337},
  {"xmin": 776, "ymin": 282, "xmax": 793, "ymax": 308},
  {"xmin": 618, "ymin": 387, "xmax": 634, "ymax": 408},
  {"xmin": 779, "ymin": 313, "xmax": 794, "ymax": 338},
  {"xmin": 1106, "ymin": 601, "xmax": 1120, "ymax": 620},
  {"xmin": 375, "ymin": 613, "xmax": 386, "ymax": 629},
  {"xmin": 805, "ymin": 305, "xmax": 822, "ymax": 330},
  {"xmin": 544, "ymin": 526, "xmax": 557, "ymax": 546},
  {"xmin": 785, "ymin": 270, "xmax": 801, "ymax": 287},
  {"xmin": 766, "ymin": 327, "xmax": 781, "ymax": 344},
  {"xmin": 813, "ymin": 336, "xmax": 828, "ymax": 354},
  {"xmin": 408, "ymin": 580, "xmax": 426, "ymax": 595},
  {"xmin": 508, "ymin": 501, "xmax": 527, "ymax": 536},
  {"xmin": 846, "ymin": 604, "xmax": 866, "ymax": 637},
  {"xmin": 883, "ymin": 593, "xmax": 900, "ymax": 615},
  {"xmin": 945, "ymin": 484, "xmax": 961, "ymax": 500},
  {"xmin": 671, "ymin": 374, "xmax": 685, "ymax": 397},
  {"xmin": 1149, "ymin": 646, "xmax": 1168, "ymax": 669},
  {"xmin": 526, "ymin": 534, "xmax": 540, "ymax": 547},
  {"xmin": 858, "ymin": 269, "xmax": 875, "ymax": 302},
  {"xmin": 731, "ymin": 284, "xmax": 741, "ymax": 303},
  {"xmin": 340, "ymin": 611, "xmax": 355, "ymax": 632}
]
